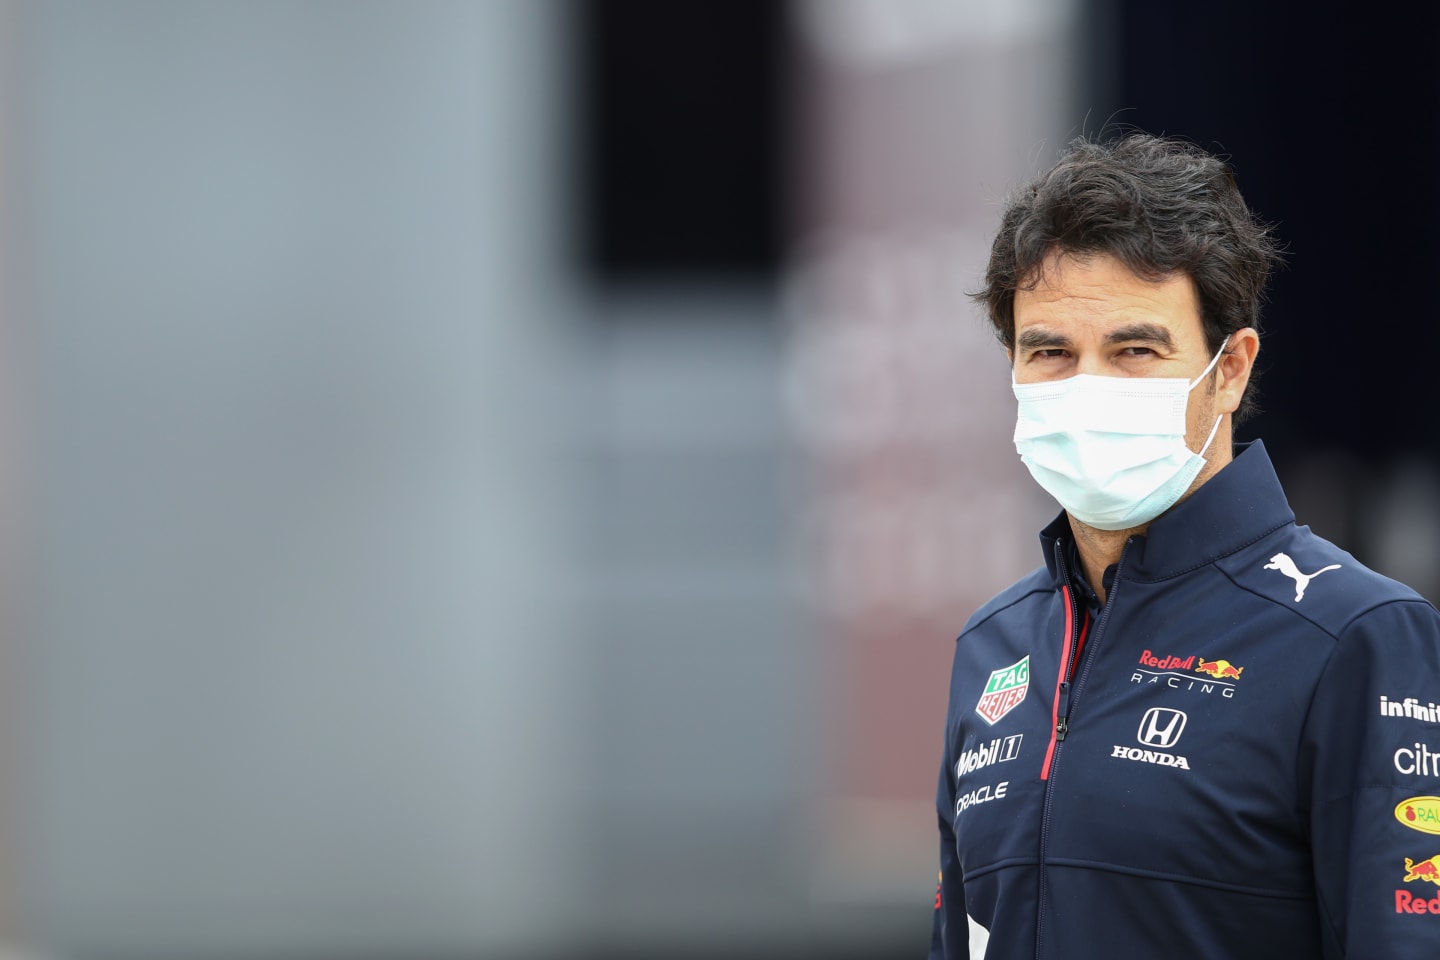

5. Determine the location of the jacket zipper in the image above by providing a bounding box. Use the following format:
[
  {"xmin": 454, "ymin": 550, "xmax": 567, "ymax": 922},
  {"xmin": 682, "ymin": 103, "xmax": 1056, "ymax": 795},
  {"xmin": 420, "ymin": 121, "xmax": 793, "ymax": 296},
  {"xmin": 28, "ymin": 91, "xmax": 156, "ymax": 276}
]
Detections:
[
  {"xmin": 1040, "ymin": 550, "xmax": 1089, "ymax": 781},
  {"xmin": 1035, "ymin": 538, "xmax": 1127, "ymax": 960}
]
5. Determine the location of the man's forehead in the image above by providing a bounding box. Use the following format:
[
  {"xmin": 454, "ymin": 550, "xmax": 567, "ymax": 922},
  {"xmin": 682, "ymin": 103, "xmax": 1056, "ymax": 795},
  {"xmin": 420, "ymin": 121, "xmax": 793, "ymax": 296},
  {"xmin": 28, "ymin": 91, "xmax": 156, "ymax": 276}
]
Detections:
[
  {"xmin": 1013, "ymin": 252, "xmax": 1203, "ymax": 341},
  {"xmin": 1018, "ymin": 252, "xmax": 1190, "ymax": 298}
]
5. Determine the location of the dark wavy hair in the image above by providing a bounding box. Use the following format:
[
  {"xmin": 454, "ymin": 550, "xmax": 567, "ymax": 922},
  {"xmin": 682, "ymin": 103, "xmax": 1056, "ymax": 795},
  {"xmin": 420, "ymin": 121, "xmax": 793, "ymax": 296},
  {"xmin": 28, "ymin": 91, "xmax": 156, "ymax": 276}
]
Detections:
[{"xmin": 976, "ymin": 134, "xmax": 1281, "ymax": 423}]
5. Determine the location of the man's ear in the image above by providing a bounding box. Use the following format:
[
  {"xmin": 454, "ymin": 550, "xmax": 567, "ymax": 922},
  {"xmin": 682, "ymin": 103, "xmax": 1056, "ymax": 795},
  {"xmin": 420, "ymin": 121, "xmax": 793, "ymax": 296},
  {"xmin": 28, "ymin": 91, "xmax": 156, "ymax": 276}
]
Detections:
[{"xmin": 1216, "ymin": 327, "xmax": 1259, "ymax": 415}]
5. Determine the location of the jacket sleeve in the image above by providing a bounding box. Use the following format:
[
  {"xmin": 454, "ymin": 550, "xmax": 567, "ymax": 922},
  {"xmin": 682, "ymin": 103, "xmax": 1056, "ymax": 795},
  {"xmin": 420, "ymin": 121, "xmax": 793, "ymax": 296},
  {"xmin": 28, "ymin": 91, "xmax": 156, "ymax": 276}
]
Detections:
[
  {"xmin": 931, "ymin": 724, "xmax": 969, "ymax": 957},
  {"xmin": 1301, "ymin": 597, "xmax": 1440, "ymax": 959}
]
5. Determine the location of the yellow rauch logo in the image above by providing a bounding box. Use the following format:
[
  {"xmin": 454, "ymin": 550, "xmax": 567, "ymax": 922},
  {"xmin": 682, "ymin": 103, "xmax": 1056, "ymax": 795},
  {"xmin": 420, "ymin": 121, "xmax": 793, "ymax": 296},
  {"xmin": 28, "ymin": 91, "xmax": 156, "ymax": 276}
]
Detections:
[{"xmin": 1396, "ymin": 797, "xmax": 1440, "ymax": 835}]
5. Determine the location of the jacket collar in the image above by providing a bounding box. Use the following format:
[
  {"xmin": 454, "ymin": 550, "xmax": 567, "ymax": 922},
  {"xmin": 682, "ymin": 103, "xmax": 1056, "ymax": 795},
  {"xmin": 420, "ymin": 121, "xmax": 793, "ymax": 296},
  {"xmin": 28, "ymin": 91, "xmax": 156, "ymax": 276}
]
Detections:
[{"xmin": 1039, "ymin": 440, "xmax": 1295, "ymax": 585}]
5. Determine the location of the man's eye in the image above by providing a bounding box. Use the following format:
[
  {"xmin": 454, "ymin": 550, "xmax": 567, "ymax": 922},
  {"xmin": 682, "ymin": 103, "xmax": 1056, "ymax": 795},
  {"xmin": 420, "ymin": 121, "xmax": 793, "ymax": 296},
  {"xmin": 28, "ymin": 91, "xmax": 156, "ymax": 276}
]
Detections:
[
  {"xmin": 1120, "ymin": 346, "xmax": 1155, "ymax": 357},
  {"xmin": 1034, "ymin": 349, "xmax": 1068, "ymax": 359}
]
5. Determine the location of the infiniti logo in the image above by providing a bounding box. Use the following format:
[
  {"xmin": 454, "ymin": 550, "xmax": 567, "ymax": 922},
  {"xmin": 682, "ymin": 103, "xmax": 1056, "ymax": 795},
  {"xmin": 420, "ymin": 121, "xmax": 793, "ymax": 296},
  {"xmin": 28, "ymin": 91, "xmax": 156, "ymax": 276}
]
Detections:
[{"xmin": 1137, "ymin": 707, "xmax": 1188, "ymax": 749}]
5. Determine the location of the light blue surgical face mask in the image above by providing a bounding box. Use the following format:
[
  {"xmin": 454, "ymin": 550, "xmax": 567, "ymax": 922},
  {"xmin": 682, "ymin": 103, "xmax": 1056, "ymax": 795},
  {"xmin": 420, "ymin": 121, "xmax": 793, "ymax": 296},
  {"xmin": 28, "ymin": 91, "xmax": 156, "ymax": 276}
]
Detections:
[{"xmin": 1011, "ymin": 338, "xmax": 1229, "ymax": 532}]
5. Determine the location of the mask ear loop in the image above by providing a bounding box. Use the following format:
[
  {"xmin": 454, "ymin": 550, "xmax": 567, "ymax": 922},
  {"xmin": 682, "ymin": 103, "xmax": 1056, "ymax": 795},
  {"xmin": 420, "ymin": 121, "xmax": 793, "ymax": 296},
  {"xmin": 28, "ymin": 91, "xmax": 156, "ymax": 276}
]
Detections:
[
  {"xmin": 1187, "ymin": 333, "xmax": 1232, "ymax": 390},
  {"xmin": 1192, "ymin": 333, "xmax": 1233, "ymax": 457},
  {"xmin": 1196, "ymin": 409, "xmax": 1225, "ymax": 457}
]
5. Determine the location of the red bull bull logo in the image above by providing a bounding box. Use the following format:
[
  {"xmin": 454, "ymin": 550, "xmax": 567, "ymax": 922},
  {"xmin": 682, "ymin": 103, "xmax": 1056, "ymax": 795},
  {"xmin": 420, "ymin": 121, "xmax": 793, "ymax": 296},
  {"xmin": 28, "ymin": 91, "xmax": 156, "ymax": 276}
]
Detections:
[
  {"xmin": 1396, "ymin": 860, "xmax": 1440, "ymax": 916},
  {"xmin": 1195, "ymin": 658, "xmax": 1244, "ymax": 680},
  {"xmin": 1396, "ymin": 797, "xmax": 1440, "ymax": 835},
  {"xmin": 1399, "ymin": 846, "xmax": 1440, "ymax": 915},
  {"xmin": 1404, "ymin": 855, "xmax": 1440, "ymax": 885}
]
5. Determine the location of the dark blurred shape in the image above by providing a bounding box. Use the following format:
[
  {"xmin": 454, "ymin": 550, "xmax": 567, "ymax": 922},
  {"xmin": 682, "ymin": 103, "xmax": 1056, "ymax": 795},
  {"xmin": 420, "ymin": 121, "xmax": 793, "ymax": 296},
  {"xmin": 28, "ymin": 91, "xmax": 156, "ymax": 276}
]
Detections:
[
  {"xmin": 1087, "ymin": 0, "xmax": 1440, "ymax": 462},
  {"xmin": 575, "ymin": 0, "xmax": 788, "ymax": 282}
]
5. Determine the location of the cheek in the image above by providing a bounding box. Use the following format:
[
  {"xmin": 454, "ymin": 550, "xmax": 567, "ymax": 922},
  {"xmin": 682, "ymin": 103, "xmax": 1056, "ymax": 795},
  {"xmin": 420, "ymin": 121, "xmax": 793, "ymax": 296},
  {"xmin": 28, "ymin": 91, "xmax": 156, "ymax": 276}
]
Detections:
[{"xmin": 1185, "ymin": 383, "xmax": 1219, "ymax": 440}]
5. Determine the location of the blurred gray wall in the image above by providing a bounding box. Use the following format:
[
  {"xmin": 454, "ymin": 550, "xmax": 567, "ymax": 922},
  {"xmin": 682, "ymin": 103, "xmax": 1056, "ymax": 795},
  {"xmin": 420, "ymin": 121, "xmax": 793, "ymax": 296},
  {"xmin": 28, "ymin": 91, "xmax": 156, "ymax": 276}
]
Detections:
[
  {"xmin": 13, "ymin": 2, "xmax": 583, "ymax": 955},
  {"xmin": 9, "ymin": 1, "xmax": 813, "ymax": 957},
  {"xmin": 0, "ymin": 0, "xmax": 22, "ymax": 946},
  {"xmin": 578, "ymin": 287, "xmax": 806, "ymax": 951}
]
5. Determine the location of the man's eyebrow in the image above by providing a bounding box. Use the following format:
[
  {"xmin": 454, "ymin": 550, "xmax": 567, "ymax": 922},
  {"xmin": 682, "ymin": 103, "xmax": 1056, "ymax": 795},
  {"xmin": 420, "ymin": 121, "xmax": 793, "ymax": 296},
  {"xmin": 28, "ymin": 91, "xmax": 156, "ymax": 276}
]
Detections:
[
  {"xmin": 1103, "ymin": 322, "xmax": 1175, "ymax": 348},
  {"xmin": 1016, "ymin": 328, "xmax": 1072, "ymax": 350}
]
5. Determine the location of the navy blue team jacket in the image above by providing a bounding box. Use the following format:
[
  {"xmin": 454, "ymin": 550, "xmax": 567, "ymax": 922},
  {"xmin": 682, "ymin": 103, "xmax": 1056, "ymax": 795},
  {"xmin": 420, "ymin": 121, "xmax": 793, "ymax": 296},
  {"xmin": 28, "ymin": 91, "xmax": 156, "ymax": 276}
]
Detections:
[{"xmin": 931, "ymin": 441, "xmax": 1440, "ymax": 959}]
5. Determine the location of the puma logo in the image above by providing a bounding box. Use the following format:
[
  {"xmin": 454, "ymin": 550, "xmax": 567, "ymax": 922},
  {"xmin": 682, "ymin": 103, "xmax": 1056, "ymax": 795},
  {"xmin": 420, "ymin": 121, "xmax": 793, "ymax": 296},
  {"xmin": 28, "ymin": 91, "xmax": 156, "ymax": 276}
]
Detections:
[{"xmin": 1263, "ymin": 552, "xmax": 1341, "ymax": 602}]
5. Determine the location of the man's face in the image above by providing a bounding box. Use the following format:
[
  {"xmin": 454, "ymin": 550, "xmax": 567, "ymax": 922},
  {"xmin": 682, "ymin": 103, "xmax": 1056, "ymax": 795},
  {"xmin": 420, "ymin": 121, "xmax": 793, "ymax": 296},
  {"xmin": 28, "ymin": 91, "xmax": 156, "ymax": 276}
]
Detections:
[{"xmin": 1009, "ymin": 251, "xmax": 1219, "ymax": 458}]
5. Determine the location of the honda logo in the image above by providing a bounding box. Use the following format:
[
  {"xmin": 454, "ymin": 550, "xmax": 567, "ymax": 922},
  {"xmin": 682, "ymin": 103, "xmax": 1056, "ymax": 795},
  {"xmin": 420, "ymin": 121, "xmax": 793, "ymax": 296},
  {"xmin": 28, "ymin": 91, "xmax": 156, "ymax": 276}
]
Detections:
[{"xmin": 1137, "ymin": 708, "xmax": 1187, "ymax": 749}]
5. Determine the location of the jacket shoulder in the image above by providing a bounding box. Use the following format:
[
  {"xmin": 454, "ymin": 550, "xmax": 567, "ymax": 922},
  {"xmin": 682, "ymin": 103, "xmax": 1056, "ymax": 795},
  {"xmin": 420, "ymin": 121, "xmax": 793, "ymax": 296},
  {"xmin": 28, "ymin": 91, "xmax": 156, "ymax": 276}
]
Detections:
[
  {"xmin": 1219, "ymin": 523, "xmax": 1431, "ymax": 635},
  {"xmin": 957, "ymin": 566, "xmax": 1053, "ymax": 640}
]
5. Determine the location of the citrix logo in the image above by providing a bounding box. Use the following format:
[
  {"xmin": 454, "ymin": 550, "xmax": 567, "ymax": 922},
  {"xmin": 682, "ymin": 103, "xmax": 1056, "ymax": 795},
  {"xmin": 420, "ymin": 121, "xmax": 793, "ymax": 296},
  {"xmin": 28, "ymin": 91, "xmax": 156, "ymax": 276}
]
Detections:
[{"xmin": 1396, "ymin": 741, "xmax": 1440, "ymax": 777}]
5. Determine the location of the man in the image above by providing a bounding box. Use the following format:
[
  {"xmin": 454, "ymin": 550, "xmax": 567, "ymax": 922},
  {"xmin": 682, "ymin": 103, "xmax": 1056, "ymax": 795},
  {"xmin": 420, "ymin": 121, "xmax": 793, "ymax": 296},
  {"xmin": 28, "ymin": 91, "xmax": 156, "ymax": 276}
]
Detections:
[{"xmin": 931, "ymin": 134, "xmax": 1440, "ymax": 959}]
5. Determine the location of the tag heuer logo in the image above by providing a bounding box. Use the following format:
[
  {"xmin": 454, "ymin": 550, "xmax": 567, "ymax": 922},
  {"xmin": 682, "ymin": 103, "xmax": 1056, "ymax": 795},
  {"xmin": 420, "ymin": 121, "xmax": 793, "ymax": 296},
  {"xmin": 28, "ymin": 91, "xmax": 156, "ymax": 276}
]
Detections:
[{"xmin": 975, "ymin": 656, "xmax": 1030, "ymax": 726}]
